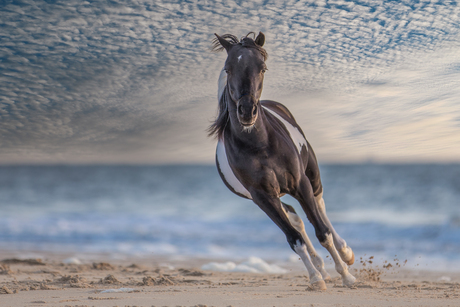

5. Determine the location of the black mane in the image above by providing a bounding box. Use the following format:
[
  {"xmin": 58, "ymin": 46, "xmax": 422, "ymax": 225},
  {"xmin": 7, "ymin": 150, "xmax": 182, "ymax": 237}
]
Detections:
[
  {"xmin": 208, "ymin": 33, "xmax": 268, "ymax": 139},
  {"xmin": 211, "ymin": 32, "xmax": 268, "ymax": 61},
  {"xmin": 207, "ymin": 89, "xmax": 229, "ymax": 139}
]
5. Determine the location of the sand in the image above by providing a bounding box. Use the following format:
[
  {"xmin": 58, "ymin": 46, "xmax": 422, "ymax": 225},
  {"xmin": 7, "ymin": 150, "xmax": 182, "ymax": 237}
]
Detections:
[{"xmin": 0, "ymin": 251, "xmax": 459, "ymax": 307}]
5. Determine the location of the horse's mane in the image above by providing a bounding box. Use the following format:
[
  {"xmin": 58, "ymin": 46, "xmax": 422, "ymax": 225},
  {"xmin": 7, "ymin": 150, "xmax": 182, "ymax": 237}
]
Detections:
[
  {"xmin": 211, "ymin": 32, "xmax": 268, "ymax": 61},
  {"xmin": 208, "ymin": 33, "xmax": 268, "ymax": 139},
  {"xmin": 207, "ymin": 83, "xmax": 229, "ymax": 139}
]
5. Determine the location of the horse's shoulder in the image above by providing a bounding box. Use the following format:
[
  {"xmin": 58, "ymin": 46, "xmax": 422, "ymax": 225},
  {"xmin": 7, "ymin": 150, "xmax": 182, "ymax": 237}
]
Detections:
[
  {"xmin": 261, "ymin": 100, "xmax": 309, "ymax": 155},
  {"xmin": 261, "ymin": 100, "xmax": 304, "ymax": 134}
]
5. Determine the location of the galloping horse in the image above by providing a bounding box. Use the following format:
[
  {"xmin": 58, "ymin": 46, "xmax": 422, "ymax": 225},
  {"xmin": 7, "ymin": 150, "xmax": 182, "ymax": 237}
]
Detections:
[{"xmin": 209, "ymin": 32, "xmax": 356, "ymax": 290}]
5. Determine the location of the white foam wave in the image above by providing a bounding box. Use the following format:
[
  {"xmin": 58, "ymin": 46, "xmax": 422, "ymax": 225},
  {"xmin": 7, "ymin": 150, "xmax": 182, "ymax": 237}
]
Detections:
[
  {"xmin": 201, "ymin": 257, "xmax": 287, "ymax": 274},
  {"xmin": 100, "ymin": 288, "xmax": 135, "ymax": 293},
  {"xmin": 63, "ymin": 257, "xmax": 82, "ymax": 265},
  {"xmin": 328, "ymin": 209, "xmax": 447, "ymax": 226}
]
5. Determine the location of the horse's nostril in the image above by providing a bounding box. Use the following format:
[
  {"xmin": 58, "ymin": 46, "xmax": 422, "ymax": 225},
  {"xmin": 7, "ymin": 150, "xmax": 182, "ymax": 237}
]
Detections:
[
  {"xmin": 238, "ymin": 105, "xmax": 243, "ymax": 115},
  {"xmin": 252, "ymin": 105, "xmax": 257, "ymax": 116}
]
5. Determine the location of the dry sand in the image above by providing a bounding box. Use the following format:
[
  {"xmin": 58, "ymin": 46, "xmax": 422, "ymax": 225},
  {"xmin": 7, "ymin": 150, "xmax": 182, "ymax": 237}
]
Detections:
[{"xmin": 0, "ymin": 251, "xmax": 459, "ymax": 307}]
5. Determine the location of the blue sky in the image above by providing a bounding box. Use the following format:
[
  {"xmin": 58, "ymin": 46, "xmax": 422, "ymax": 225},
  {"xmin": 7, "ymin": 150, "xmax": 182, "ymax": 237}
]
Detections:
[{"xmin": 1, "ymin": 0, "xmax": 459, "ymax": 163}]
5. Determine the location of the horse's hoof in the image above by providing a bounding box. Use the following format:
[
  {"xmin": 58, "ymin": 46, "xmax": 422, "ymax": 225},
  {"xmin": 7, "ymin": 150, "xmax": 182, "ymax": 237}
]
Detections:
[
  {"xmin": 342, "ymin": 273, "xmax": 356, "ymax": 287},
  {"xmin": 311, "ymin": 279, "xmax": 327, "ymax": 291},
  {"xmin": 346, "ymin": 251, "xmax": 355, "ymax": 266},
  {"xmin": 339, "ymin": 247, "xmax": 355, "ymax": 265}
]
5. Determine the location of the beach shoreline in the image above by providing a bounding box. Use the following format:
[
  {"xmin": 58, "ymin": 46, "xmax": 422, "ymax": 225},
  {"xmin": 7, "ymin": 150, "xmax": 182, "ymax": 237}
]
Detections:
[{"xmin": 1, "ymin": 250, "xmax": 458, "ymax": 307}]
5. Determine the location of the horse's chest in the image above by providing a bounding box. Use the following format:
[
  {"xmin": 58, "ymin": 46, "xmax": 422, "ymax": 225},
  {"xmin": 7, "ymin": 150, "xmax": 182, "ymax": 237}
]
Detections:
[{"xmin": 216, "ymin": 139, "xmax": 300, "ymax": 199}]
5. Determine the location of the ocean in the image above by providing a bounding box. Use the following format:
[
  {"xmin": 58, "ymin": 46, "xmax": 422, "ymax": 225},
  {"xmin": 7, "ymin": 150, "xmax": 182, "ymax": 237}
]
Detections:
[{"xmin": 0, "ymin": 164, "xmax": 459, "ymax": 271}]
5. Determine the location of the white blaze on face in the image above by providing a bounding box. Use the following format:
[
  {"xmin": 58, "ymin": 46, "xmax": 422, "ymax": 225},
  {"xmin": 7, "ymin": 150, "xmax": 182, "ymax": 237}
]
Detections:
[
  {"xmin": 216, "ymin": 137, "xmax": 252, "ymax": 199},
  {"xmin": 262, "ymin": 106, "xmax": 308, "ymax": 154},
  {"xmin": 238, "ymin": 55, "xmax": 242, "ymax": 62}
]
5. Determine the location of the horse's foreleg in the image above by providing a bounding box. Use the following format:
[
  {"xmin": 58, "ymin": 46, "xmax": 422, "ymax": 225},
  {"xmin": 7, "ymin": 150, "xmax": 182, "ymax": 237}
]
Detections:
[
  {"xmin": 293, "ymin": 244, "xmax": 327, "ymax": 290},
  {"xmin": 282, "ymin": 203, "xmax": 330, "ymax": 281},
  {"xmin": 295, "ymin": 178, "xmax": 356, "ymax": 287},
  {"xmin": 251, "ymin": 192, "xmax": 327, "ymax": 290},
  {"xmin": 315, "ymin": 193, "xmax": 354, "ymax": 265}
]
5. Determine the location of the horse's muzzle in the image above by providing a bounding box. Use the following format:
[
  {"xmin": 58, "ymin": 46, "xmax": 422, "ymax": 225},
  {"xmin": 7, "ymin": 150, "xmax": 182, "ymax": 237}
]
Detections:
[{"xmin": 237, "ymin": 95, "xmax": 258, "ymax": 126}]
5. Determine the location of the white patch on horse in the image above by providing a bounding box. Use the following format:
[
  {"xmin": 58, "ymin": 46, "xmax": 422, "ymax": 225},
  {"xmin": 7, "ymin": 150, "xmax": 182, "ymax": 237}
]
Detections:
[
  {"xmin": 238, "ymin": 55, "xmax": 242, "ymax": 62},
  {"xmin": 217, "ymin": 68, "xmax": 227, "ymax": 102},
  {"xmin": 263, "ymin": 106, "xmax": 307, "ymax": 154},
  {"xmin": 242, "ymin": 124, "xmax": 255, "ymax": 133},
  {"xmin": 216, "ymin": 137, "xmax": 252, "ymax": 199}
]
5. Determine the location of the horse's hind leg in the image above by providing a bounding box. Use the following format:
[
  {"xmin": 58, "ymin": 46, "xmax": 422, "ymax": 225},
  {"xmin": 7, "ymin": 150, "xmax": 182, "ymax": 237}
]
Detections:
[
  {"xmin": 251, "ymin": 192, "xmax": 327, "ymax": 290},
  {"xmin": 315, "ymin": 192, "xmax": 354, "ymax": 265},
  {"xmin": 282, "ymin": 202, "xmax": 330, "ymax": 281},
  {"xmin": 305, "ymin": 147, "xmax": 355, "ymax": 265},
  {"xmin": 320, "ymin": 232, "xmax": 356, "ymax": 287},
  {"xmin": 295, "ymin": 176, "xmax": 356, "ymax": 287}
]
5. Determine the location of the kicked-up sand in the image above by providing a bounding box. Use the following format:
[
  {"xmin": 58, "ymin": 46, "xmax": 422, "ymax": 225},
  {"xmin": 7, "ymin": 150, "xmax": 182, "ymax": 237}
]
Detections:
[{"xmin": 0, "ymin": 251, "xmax": 459, "ymax": 307}]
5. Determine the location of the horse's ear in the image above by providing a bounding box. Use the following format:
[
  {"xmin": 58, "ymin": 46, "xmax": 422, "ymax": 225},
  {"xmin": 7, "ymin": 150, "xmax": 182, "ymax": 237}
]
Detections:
[
  {"xmin": 214, "ymin": 33, "xmax": 232, "ymax": 52},
  {"xmin": 255, "ymin": 32, "xmax": 265, "ymax": 47}
]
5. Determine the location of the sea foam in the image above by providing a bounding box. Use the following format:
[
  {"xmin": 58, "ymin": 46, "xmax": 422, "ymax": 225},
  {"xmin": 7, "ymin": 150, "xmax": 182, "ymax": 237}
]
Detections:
[{"xmin": 201, "ymin": 257, "xmax": 287, "ymax": 274}]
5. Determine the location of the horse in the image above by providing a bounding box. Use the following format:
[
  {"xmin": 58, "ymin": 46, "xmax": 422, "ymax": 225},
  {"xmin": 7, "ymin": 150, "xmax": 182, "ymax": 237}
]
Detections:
[{"xmin": 209, "ymin": 32, "xmax": 356, "ymax": 290}]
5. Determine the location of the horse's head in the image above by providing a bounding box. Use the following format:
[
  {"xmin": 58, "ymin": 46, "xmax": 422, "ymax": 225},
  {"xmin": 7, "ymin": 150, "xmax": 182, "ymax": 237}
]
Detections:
[{"xmin": 214, "ymin": 32, "xmax": 267, "ymax": 129}]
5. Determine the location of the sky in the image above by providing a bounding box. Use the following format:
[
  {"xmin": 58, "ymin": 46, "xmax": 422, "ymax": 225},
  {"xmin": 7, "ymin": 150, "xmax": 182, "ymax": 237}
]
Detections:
[{"xmin": 1, "ymin": 0, "xmax": 459, "ymax": 164}]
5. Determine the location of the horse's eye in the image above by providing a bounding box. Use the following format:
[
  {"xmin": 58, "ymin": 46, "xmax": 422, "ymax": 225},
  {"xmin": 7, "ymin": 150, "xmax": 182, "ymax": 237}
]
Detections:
[{"xmin": 261, "ymin": 68, "xmax": 267, "ymax": 74}]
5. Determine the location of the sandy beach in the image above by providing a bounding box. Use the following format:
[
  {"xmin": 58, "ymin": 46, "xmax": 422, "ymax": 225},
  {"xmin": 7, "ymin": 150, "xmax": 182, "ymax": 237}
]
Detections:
[{"xmin": 0, "ymin": 251, "xmax": 458, "ymax": 307}]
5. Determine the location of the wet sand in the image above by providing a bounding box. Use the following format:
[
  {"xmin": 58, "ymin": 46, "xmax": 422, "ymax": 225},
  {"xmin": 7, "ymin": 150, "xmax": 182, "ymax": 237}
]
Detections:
[{"xmin": 0, "ymin": 251, "xmax": 459, "ymax": 307}]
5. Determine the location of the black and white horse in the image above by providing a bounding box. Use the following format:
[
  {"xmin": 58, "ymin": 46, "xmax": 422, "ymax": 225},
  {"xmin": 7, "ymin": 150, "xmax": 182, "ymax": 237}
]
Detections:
[{"xmin": 209, "ymin": 32, "xmax": 356, "ymax": 290}]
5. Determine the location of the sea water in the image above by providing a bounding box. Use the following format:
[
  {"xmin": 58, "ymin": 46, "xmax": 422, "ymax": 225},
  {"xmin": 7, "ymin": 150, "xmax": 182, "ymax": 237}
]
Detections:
[{"xmin": 0, "ymin": 164, "xmax": 459, "ymax": 271}]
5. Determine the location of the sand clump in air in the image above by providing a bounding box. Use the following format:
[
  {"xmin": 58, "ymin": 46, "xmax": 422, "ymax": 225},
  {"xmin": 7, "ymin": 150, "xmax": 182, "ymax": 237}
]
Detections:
[{"xmin": 348, "ymin": 255, "xmax": 422, "ymax": 291}]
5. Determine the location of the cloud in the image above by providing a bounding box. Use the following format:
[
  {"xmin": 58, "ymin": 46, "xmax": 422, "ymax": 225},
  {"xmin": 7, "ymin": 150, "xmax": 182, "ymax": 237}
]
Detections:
[{"xmin": 0, "ymin": 0, "xmax": 459, "ymax": 163}]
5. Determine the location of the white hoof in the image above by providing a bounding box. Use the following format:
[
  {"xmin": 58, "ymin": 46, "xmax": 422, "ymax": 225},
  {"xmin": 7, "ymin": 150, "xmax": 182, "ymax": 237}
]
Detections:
[
  {"xmin": 342, "ymin": 272, "xmax": 356, "ymax": 287},
  {"xmin": 311, "ymin": 279, "xmax": 327, "ymax": 291}
]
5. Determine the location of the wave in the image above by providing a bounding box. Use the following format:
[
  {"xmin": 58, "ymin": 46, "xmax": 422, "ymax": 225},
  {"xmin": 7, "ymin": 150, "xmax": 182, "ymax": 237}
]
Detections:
[
  {"xmin": 0, "ymin": 164, "xmax": 459, "ymax": 270},
  {"xmin": 327, "ymin": 209, "xmax": 449, "ymax": 226}
]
